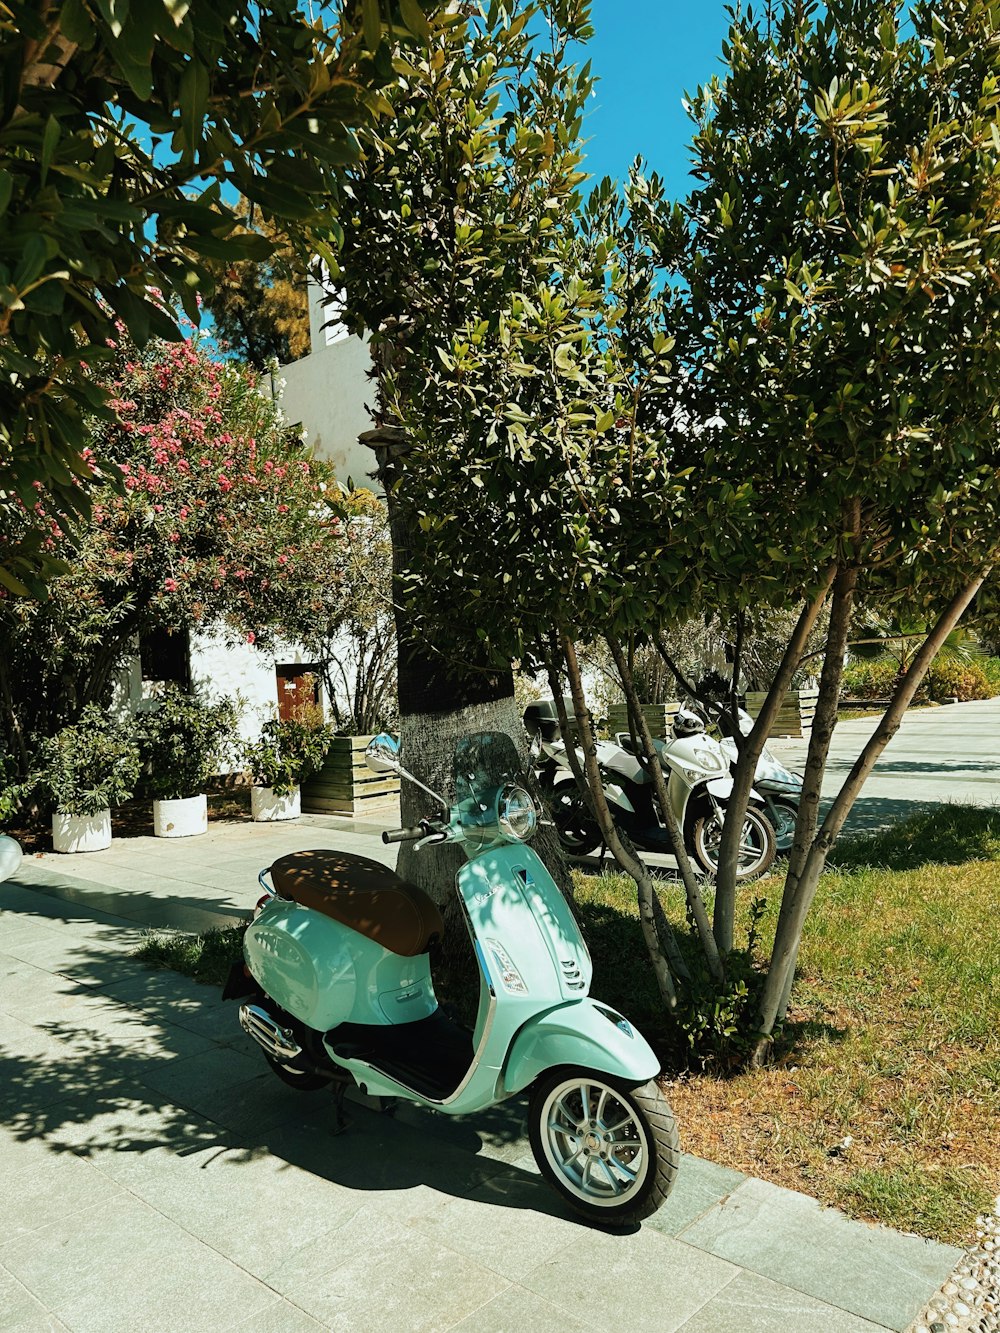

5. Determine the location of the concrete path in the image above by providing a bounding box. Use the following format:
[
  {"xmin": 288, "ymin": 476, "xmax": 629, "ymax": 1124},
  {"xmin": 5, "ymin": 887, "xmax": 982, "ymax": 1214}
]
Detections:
[
  {"xmin": 769, "ymin": 696, "xmax": 1000, "ymax": 833},
  {"xmin": 1, "ymin": 819, "xmax": 966, "ymax": 1333}
]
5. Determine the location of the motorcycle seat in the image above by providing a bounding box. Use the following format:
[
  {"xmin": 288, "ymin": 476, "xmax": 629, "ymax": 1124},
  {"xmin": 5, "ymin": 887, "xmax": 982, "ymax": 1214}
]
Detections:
[{"xmin": 269, "ymin": 849, "xmax": 444, "ymax": 958}]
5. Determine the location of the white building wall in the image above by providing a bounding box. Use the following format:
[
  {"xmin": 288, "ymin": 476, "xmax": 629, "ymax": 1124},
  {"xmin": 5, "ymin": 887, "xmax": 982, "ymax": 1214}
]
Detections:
[
  {"xmin": 190, "ymin": 631, "xmax": 323, "ymax": 749},
  {"xmin": 277, "ymin": 272, "xmax": 382, "ymax": 494}
]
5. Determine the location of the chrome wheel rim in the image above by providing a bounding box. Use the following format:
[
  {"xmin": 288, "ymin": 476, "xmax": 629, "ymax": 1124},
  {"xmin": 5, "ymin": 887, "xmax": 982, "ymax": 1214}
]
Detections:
[
  {"xmin": 701, "ymin": 812, "xmax": 768, "ymax": 874},
  {"xmin": 539, "ymin": 1077, "xmax": 650, "ymax": 1208}
]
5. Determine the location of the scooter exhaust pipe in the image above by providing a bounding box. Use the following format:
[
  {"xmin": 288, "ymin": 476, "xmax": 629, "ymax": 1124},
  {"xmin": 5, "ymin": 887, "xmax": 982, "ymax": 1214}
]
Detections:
[{"xmin": 239, "ymin": 1003, "xmax": 303, "ymax": 1063}]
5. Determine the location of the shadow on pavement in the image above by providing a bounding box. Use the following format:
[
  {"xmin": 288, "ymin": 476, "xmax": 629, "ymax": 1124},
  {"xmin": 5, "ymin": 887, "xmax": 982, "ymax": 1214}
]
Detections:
[{"xmin": 0, "ymin": 895, "xmax": 594, "ymax": 1228}]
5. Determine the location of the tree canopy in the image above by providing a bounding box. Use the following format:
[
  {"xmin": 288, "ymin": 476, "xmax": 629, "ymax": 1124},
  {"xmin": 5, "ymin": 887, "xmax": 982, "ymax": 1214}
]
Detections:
[{"xmin": 0, "ymin": 0, "xmax": 434, "ymax": 593}]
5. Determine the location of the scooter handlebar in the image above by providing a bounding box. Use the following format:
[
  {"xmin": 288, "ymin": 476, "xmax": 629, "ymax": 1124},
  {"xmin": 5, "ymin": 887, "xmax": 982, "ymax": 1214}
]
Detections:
[{"xmin": 382, "ymin": 825, "xmax": 426, "ymax": 845}]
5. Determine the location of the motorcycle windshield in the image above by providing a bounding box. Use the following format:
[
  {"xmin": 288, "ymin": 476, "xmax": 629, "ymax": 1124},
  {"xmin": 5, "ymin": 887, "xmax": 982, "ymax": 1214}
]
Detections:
[{"xmin": 453, "ymin": 732, "xmax": 523, "ymax": 803}]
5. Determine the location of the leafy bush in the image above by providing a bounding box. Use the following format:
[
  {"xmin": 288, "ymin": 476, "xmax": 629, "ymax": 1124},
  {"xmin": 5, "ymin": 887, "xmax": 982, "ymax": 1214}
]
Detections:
[
  {"xmin": 0, "ymin": 752, "xmax": 30, "ymax": 824},
  {"xmin": 34, "ymin": 706, "xmax": 141, "ymax": 817},
  {"xmin": 242, "ymin": 711, "xmax": 334, "ymax": 796},
  {"xmin": 841, "ymin": 658, "xmax": 900, "ymax": 699},
  {"xmin": 980, "ymin": 657, "xmax": 1000, "ymax": 693},
  {"xmin": 924, "ymin": 657, "xmax": 994, "ymax": 702},
  {"xmin": 137, "ymin": 688, "xmax": 238, "ymax": 801}
]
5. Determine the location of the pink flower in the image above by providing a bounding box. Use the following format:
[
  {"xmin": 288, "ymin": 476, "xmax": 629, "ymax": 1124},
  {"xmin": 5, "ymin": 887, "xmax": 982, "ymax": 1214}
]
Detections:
[
  {"xmin": 246, "ymin": 632, "xmax": 256, "ymax": 645},
  {"xmin": 218, "ymin": 477, "xmax": 233, "ymax": 493},
  {"xmin": 164, "ymin": 577, "xmax": 179, "ymax": 593}
]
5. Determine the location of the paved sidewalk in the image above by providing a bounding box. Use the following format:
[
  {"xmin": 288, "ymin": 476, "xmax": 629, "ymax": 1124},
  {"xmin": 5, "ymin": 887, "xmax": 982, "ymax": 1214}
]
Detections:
[{"xmin": 1, "ymin": 819, "xmax": 967, "ymax": 1332}]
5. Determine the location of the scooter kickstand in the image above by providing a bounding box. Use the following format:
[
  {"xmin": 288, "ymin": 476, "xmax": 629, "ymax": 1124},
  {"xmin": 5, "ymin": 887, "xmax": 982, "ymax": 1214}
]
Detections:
[
  {"xmin": 378, "ymin": 1097, "xmax": 399, "ymax": 1118},
  {"xmin": 330, "ymin": 1080, "xmax": 350, "ymax": 1135}
]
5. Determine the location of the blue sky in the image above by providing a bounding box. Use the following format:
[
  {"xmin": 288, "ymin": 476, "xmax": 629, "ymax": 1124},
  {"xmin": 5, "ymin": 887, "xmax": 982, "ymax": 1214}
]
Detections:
[{"xmin": 579, "ymin": 1, "xmax": 734, "ymax": 200}]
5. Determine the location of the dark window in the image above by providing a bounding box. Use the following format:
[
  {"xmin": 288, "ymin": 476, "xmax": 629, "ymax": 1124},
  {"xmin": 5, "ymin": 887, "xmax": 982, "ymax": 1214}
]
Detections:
[{"xmin": 139, "ymin": 628, "xmax": 191, "ymax": 690}]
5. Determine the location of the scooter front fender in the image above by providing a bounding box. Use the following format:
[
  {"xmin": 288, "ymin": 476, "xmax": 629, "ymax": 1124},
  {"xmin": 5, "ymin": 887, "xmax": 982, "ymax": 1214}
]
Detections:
[
  {"xmin": 705, "ymin": 777, "xmax": 763, "ymax": 803},
  {"xmin": 502, "ymin": 997, "xmax": 660, "ymax": 1096}
]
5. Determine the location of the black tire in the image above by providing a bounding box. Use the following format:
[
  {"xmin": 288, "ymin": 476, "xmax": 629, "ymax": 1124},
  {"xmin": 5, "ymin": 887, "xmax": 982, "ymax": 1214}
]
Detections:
[
  {"xmin": 528, "ymin": 1068, "xmax": 680, "ymax": 1225},
  {"xmin": 264, "ymin": 1054, "xmax": 329, "ymax": 1091},
  {"xmin": 691, "ymin": 804, "xmax": 776, "ymax": 881},
  {"xmin": 550, "ymin": 784, "xmax": 602, "ymax": 856}
]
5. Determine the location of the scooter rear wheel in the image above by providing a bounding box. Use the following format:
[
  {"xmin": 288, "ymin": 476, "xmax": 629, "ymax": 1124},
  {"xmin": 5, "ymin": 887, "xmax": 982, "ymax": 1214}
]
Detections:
[
  {"xmin": 529, "ymin": 1068, "xmax": 680, "ymax": 1225},
  {"xmin": 550, "ymin": 786, "xmax": 602, "ymax": 856}
]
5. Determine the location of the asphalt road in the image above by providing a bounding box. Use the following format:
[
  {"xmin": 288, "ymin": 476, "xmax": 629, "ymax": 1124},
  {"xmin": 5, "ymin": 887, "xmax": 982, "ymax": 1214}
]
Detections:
[{"xmin": 768, "ymin": 696, "xmax": 1000, "ymax": 834}]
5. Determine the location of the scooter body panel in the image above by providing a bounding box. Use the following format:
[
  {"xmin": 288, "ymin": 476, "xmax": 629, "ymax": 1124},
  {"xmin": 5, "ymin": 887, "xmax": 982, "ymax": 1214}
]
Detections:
[
  {"xmin": 244, "ymin": 899, "xmax": 436, "ymax": 1032},
  {"xmin": 323, "ymin": 843, "xmax": 597, "ymax": 1116},
  {"xmin": 503, "ymin": 996, "xmax": 660, "ymax": 1095}
]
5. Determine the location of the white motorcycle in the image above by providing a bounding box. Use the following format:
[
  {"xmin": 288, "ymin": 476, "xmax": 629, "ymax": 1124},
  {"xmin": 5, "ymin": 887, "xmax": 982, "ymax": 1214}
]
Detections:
[
  {"xmin": 525, "ymin": 700, "xmax": 776, "ymax": 881},
  {"xmin": 709, "ymin": 703, "xmax": 803, "ymax": 852}
]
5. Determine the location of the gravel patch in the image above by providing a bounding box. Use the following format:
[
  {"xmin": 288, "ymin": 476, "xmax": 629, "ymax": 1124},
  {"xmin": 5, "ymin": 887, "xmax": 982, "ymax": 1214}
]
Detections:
[{"xmin": 910, "ymin": 1197, "xmax": 1000, "ymax": 1333}]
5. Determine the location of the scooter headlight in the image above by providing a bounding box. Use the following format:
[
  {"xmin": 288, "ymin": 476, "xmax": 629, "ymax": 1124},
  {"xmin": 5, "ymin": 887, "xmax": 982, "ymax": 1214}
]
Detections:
[{"xmin": 496, "ymin": 783, "xmax": 538, "ymax": 842}]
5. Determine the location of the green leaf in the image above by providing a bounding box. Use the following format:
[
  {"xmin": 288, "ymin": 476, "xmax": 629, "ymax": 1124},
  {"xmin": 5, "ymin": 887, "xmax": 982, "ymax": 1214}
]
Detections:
[
  {"xmin": 13, "ymin": 233, "xmax": 48, "ymax": 291},
  {"xmin": 40, "ymin": 115, "xmax": 60, "ymax": 185},
  {"xmin": 361, "ymin": 0, "xmax": 381, "ymax": 51},
  {"xmin": 398, "ymin": 0, "xmax": 430, "ymax": 41},
  {"xmin": 94, "ymin": 0, "xmax": 130, "ymax": 38},
  {"xmin": 0, "ymin": 566, "xmax": 32, "ymax": 597},
  {"xmin": 179, "ymin": 59, "xmax": 209, "ymax": 153},
  {"xmin": 0, "ymin": 170, "xmax": 12, "ymax": 218},
  {"xmin": 162, "ymin": 0, "xmax": 191, "ymax": 26}
]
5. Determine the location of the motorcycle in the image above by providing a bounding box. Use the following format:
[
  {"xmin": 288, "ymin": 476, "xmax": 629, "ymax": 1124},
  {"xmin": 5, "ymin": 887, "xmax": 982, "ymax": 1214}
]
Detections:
[
  {"xmin": 224, "ymin": 729, "xmax": 680, "ymax": 1225},
  {"xmin": 525, "ymin": 699, "xmax": 776, "ymax": 881},
  {"xmin": 708, "ymin": 702, "xmax": 803, "ymax": 853}
]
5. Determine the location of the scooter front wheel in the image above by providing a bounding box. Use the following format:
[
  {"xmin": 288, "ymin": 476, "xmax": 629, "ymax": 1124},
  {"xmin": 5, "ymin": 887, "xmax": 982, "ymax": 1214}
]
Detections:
[
  {"xmin": 529, "ymin": 1069, "xmax": 680, "ymax": 1225},
  {"xmin": 691, "ymin": 804, "xmax": 776, "ymax": 881}
]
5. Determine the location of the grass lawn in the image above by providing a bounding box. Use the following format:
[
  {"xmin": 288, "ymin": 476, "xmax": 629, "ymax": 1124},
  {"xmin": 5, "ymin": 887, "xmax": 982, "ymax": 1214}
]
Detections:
[
  {"xmin": 134, "ymin": 802, "xmax": 999, "ymax": 1246},
  {"xmin": 575, "ymin": 803, "xmax": 1000, "ymax": 1246}
]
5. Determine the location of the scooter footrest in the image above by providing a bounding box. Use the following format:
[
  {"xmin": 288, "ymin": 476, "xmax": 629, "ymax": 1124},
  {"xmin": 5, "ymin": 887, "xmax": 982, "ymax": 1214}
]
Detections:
[{"xmin": 327, "ymin": 1011, "xmax": 474, "ymax": 1102}]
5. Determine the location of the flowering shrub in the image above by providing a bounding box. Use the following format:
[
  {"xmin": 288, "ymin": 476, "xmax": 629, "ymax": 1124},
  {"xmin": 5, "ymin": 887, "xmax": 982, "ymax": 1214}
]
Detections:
[
  {"xmin": 0, "ymin": 336, "xmax": 351, "ymax": 783},
  {"xmin": 34, "ymin": 707, "xmax": 141, "ymax": 817},
  {"xmin": 136, "ymin": 687, "xmax": 238, "ymax": 801},
  {"xmin": 243, "ymin": 711, "xmax": 334, "ymax": 796},
  {"xmin": 924, "ymin": 658, "xmax": 994, "ymax": 703}
]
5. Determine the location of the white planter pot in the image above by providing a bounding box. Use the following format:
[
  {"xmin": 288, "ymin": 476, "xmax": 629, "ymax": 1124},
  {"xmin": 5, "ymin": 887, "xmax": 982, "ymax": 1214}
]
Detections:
[
  {"xmin": 251, "ymin": 785, "xmax": 301, "ymax": 822},
  {"xmin": 153, "ymin": 794, "xmax": 208, "ymax": 838},
  {"xmin": 52, "ymin": 809, "xmax": 112, "ymax": 854}
]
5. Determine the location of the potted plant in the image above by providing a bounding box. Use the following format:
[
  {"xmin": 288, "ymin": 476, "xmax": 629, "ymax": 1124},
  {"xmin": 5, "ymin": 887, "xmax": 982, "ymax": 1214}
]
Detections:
[
  {"xmin": 34, "ymin": 706, "xmax": 141, "ymax": 853},
  {"xmin": 137, "ymin": 687, "xmax": 237, "ymax": 838},
  {"xmin": 243, "ymin": 711, "xmax": 334, "ymax": 822}
]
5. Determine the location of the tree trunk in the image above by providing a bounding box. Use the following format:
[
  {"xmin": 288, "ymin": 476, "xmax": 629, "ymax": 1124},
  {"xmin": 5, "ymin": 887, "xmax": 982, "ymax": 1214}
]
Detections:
[
  {"xmin": 559, "ymin": 634, "xmax": 679, "ymax": 1010},
  {"xmin": 757, "ymin": 568, "xmax": 991, "ymax": 1051},
  {"xmin": 364, "ymin": 425, "xmax": 571, "ymax": 911},
  {"xmin": 713, "ymin": 566, "xmax": 836, "ymax": 951},
  {"xmin": 606, "ymin": 631, "xmax": 724, "ymax": 982}
]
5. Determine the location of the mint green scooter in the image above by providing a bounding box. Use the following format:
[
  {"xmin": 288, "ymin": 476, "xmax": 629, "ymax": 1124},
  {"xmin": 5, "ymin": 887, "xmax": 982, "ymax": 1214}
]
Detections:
[{"xmin": 226, "ymin": 731, "xmax": 680, "ymax": 1224}]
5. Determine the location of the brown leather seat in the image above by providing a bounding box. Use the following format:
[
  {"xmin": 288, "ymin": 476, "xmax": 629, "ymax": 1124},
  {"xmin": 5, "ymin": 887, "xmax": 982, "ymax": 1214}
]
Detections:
[{"xmin": 269, "ymin": 849, "xmax": 444, "ymax": 958}]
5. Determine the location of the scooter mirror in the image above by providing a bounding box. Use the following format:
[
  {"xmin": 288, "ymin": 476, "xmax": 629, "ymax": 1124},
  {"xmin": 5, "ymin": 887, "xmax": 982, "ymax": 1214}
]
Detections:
[{"xmin": 365, "ymin": 733, "xmax": 401, "ymax": 775}]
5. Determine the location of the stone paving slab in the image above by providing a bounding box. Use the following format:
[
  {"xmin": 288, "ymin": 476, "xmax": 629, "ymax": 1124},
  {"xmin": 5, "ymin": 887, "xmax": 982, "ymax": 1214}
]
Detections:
[
  {"xmin": 678, "ymin": 1176, "xmax": 962, "ymax": 1331},
  {"xmin": 0, "ymin": 843, "xmax": 972, "ymax": 1332}
]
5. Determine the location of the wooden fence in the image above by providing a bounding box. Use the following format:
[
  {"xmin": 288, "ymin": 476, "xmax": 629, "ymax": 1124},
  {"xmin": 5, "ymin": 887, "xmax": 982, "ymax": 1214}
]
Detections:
[
  {"xmin": 301, "ymin": 735, "xmax": 401, "ymax": 817},
  {"xmin": 744, "ymin": 687, "xmax": 819, "ymax": 739}
]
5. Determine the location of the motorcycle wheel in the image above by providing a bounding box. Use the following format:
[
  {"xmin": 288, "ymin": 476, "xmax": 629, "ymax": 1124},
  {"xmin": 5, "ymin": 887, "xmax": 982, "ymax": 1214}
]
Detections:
[
  {"xmin": 529, "ymin": 1068, "xmax": 680, "ymax": 1225},
  {"xmin": 264, "ymin": 1053, "xmax": 329, "ymax": 1091},
  {"xmin": 768, "ymin": 798, "xmax": 798, "ymax": 853},
  {"xmin": 691, "ymin": 805, "xmax": 776, "ymax": 881},
  {"xmin": 550, "ymin": 786, "xmax": 602, "ymax": 856}
]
